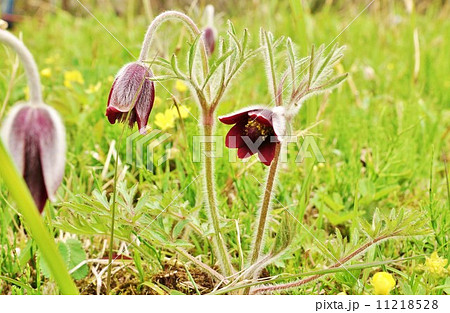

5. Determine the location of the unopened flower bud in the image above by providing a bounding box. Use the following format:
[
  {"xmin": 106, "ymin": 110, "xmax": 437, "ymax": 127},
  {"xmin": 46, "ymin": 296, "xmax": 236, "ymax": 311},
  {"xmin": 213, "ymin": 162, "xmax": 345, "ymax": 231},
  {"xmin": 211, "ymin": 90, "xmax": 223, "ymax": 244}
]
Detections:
[
  {"xmin": 203, "ymin": 27, "xmax": 215, "ymax": 55},
  {"xmin": 1, "ymin": 102, "xmax": 66, "ymax": 213},
  {"xmin": 106, "ymin": 62, "xmax": 155, "ymax": 134},
  {"xmin": 203, "ymin": 4, "xmax": 216, "ymax": 56}
]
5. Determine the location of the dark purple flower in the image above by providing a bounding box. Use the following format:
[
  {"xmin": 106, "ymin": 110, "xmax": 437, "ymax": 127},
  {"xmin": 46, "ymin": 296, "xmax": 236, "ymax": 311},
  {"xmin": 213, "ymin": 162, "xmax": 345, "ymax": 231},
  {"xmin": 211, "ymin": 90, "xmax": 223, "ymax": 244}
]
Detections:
[
  {"xmin": 1, "ymin": 103, "xmax": 66, "ymax": 213},
  {"xmin": 218, "ymin": 106, "xmax": 286, "ymax": 166},
  {"xmin": 203, "ymin": 27, "xmax": 215, "ymax": 56},
  {"xmin": 106, "ymin": 62, "xmax": 155, "ymax": 134}
]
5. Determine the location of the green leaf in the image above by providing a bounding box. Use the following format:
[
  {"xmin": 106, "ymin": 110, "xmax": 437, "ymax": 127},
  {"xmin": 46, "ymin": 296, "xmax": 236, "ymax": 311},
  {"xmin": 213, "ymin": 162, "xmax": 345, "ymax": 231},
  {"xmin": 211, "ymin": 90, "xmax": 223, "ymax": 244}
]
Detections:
[
  {"xmin": 172, "ymin": 219, "xmax": 190, "ymax": 238},
  {"xmin": 320, "ymin": 73, "xmax": 348, "ymax": 91},
  {"xmin": 227, "ymin": 20, "xmax": 237, "ymax": 35},
  {"xmin": 170, "ymin": 54, "xmax": 184, "ymax": 78},
  {"xmin": 202, "ymin": 49, "xmax": 235, "ymax": 89},
  {"xmin": 188, "ymin": 35, "xmax": 201, "ymax": 79},
  {"xmin": 286, "ymin": 38, "xmax": 296, "ymax": 84},
  {"xmin": 65, "ymin": 239, "xmax": 89, "ymax": 280},
  {"xmin": 323, "ymin": 208, "xmax": 361, "ymax": 226},
  {"xmin": 40, "ymin": 239, "xmax": 88, "ymax": 280}
]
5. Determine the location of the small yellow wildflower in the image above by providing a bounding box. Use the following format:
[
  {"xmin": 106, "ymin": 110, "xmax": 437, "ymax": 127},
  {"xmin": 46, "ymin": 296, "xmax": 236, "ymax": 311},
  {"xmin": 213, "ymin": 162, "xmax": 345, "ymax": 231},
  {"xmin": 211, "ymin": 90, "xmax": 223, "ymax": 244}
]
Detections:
[
  {"xmin": 85, "ymin": 82, "xmax": 102, "ymax": 94},
  {"xmin": 175, "ymin": 80, "xmax": 188, "ymax": 93},
  {"xmin": 425, "ymin": 252, "xmax": 448, "ymax": 277},
  {"xmin": 171, "ymin": 105, "xmax": 190, "ymax": 119},
  {"xmin": 64, "ymin": 70, "xmax": 85, "ymax": 88},
  {"xmin": 372, "ymin": 272, "xmax": 396, "ymax": 295},
  {"xmin": 387, "ymin": 63, "xmax": 394, "ymax": 71},
  {"xmin": 40, "ymin": 68, "xmax": 52, "ymax": 78},
  {"xmin": 107, "ymin": 75, "xmax": 114, "ymax": 83},
  {"xmin": 154, "ymin": 110, "xmax": 176, "ymax": 130}
]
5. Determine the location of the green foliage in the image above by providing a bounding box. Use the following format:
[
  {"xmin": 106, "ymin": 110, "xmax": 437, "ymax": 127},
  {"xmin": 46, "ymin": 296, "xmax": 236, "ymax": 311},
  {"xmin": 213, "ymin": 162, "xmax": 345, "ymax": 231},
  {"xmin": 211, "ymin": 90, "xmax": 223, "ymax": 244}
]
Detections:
[
  {"xmin": 40, "ymin": 239, "xmax": 88, "ymax": 280},
  {"xmin": 359, "ymin": 208, "xmax": 433, "ymax": 240}
]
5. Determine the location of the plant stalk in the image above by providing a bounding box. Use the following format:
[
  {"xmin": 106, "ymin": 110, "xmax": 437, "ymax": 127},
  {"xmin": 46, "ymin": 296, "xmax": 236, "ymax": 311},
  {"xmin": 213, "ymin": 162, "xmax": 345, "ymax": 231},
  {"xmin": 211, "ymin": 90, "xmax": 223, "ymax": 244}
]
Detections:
[
  {"xmin": 0, "ymin": 140, "xmax": 78, "ymax": 294},
  {"xmin": 203, "ymin": 121, "xmax": 233, "ymax": 276},
  {"xmin": 106, "ymin": 126, "xmax": 127, "ymax": 294},
  {"xmin": 244, "ymin": 143, "xmax": 281, "ymax": 294},
  {"xmin": 250, "ymin": 143, "xmax": 281, "ymax": 265},
  {"xmin": 138, "ymin": 10, "xmax": 209, "ymax": 76}
]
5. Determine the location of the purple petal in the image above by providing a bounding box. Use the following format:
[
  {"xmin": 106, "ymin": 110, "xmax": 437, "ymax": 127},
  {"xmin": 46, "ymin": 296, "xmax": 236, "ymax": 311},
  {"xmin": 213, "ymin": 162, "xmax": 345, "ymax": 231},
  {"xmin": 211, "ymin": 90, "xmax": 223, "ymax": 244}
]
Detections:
[
  {"xmin": 106, "ymin": 106, "xmax": 124, "ymax": 124},
  {"xmin": 203, "ymin": 27, "xmax": 215, "ymax": 55},
  {"xmin": 135, "ymin": 70, "xmax": 155, "ymax": 133},
  {"xmin": 248, "ymin": 109, "xmax": 274, "ymax": 127},
  {"xmin": 23, "ymin": 131, "xmax": 48, "ymax": 213},
  {"xmin": 107, "ymin": 62, "xmax": 149, "ymax": 113},
  {"xmin": 225, "ymin": 122, "xmax": 246, "ymax": 148},
  {"xmin": 218, "ymin": 105, "xmax": 265, "ymax": 125},
  {"xmin": 237, "ymin": 145, "xmax": 256, "ymax": 159},
  {"xmin": 258, "ymin": 141, "xmax": 277, "ymax": 166},
  {"xmin": 2, "ymin": 104, "xmax": 30, "ymax": 174},
  {"xmin": 1, "ymin": 103, "xmax": 66, "ymax": 213},
  {"xmin": 35, "ymin": 105, "xmax": 66, "ymax": 202}
]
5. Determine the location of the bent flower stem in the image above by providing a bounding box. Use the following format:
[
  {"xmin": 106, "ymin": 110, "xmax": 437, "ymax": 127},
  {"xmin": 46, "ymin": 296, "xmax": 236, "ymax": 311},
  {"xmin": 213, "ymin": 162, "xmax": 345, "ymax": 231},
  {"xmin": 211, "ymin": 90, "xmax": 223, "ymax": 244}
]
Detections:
[
  {"xmin": 138, "ymin": 10, "xmax": 209, "ymax": 76},
  {"xmin": 0, "ymin": 30, "xmax": 42, "ymax": 104}
]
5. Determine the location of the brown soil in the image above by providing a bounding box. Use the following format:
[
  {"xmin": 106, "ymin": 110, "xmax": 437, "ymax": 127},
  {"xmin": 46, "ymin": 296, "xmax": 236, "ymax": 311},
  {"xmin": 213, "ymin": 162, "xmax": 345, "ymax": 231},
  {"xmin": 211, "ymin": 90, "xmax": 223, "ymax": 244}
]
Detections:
[
  {"xmin": 77, "ymin": 263, "xmax": 215, "ymax": 295},
  {"xmin": 152, "ymin": 263, "xmax": 215, "ymax": 294}
]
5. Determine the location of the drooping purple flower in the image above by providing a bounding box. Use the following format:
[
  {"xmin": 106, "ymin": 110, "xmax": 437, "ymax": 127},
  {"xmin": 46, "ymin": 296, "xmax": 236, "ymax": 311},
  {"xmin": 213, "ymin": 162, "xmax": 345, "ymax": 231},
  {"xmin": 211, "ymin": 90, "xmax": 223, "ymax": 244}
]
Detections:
[
  {"xmin": 218, "ymin": 106, "xmax": 286, "ymax": 166},
  {"xmin": 1, "ymin": 103, "xmax": 66, "ymax": 213},
  {"xmin": 106, "ymin": 62, "xmax": 155, "ymax": 134},
  {"xmin": 203, "ymin": 27, "xmax": 215, "ymax": 55}
]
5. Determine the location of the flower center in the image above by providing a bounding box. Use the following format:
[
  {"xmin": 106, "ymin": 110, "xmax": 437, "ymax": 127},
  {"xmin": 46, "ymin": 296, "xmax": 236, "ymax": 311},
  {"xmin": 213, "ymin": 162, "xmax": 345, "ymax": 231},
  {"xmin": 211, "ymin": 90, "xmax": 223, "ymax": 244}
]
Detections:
[{"xmin": 244, "ymin": 119, "xmax": 273, "ymax": 141}]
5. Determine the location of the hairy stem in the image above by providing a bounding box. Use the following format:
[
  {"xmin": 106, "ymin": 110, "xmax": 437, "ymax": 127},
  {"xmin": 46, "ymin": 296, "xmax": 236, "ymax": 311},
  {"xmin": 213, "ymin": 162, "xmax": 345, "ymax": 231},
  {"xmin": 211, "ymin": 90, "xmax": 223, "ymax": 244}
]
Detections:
[
  {"xmin": 250, "ymin": 143, "xmax": 281, "ymax": 265},
  {"xmin": 251, "ymin": 234, "xmax": 390, "ymax": 294},
  {"xmin": 138, "ymin": 10, "xmax": 209, "ymax": 76},
  {"xmin": 243, "ymin": 143, "xmax": 281, "ymax": 295},
  {"xmin": 203, "ymin": 121, "xmax": 233, "ymax": 276},
  {"xmin": 0, "ymin": 30, "xmax": 42, "ymax": 104}
]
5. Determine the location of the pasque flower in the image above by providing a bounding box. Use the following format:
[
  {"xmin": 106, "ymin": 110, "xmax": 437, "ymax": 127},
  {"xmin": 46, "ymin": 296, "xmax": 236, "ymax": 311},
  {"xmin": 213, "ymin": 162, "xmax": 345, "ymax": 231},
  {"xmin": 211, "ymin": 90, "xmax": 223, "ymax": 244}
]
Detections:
[
  {"xmin": 106, "ymin": 62, "xmax": 155, "ymax": 134},
  {"xmin": 1, "ymin": 102, "xmax": 66, "ymax": 213},
  {"xmin": 218, "ymin": 106, "xmax": 286, "ymax": 166}
]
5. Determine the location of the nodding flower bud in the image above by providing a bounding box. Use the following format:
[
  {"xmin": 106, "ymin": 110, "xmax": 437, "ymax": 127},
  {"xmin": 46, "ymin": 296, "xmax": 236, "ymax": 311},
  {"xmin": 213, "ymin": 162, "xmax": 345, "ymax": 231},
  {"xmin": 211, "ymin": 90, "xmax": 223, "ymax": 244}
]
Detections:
[
  {"xmin": 1, "ymin": 102, "xmax": 66, "ymax": 213},
  {"xmin": 203, "ymin": 4, "xmax": 216, "ymax": 56},
  {"xmin": 203, "ymin": 27, "xmax": 215, "ymax": 55},
  {"xmin": 106, "ymin": 62, "xmax": 155, "ymax": 134},
  {"xmin": 219, "ymin": 106, "xmax": 286, "ymax": 166}
]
